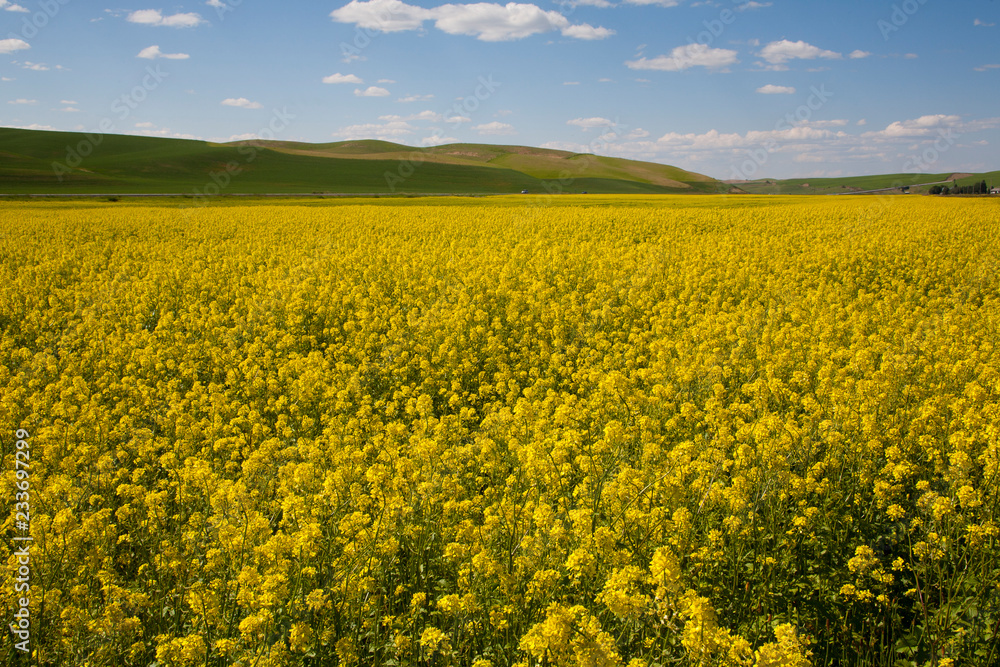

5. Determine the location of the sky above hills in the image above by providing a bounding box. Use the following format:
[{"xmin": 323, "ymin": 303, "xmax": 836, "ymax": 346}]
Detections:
[{"xmin": 1, "ymin": 0, "xmax": 997, "ymax": 179}]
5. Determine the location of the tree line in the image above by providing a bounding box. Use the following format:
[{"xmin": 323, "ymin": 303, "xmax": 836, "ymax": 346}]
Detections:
[{"xmin": 929, "ymin": 180, "xmax": 992, "ymax": 195}]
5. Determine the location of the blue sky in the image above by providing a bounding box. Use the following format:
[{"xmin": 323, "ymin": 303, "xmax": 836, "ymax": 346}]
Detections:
[{"xmin": 1, "ymin": 0, "xmax": 997, "ymax": 179}]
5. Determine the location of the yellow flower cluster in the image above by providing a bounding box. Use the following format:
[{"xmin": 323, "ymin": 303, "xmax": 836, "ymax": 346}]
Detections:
[{"xmin": 1, "ymin": 196, "xmax": 998, "ymax": 666}]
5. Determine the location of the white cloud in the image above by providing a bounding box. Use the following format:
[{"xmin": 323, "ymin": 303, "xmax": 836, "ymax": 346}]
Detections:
[
  {"xmin": 625, "ymin": 128, "xmax": 649, "ymax": 139},
  {"xmin": 331, "ymin": 0, "xmax": 613, "ymax": 41},
  {"xmin": 655, "ymin": 125, "xmax": 838, "ymax": 150},
  {"xmin": 379, "ymin": 110, "xmax": 443, "ymax": 122},
  {"xmin": 60, "ymin": 106, "xmax": 81, "ymax": 112},
  {"xmin": 567, "ymin": 117, "xmax": 614, "ymax": 129},
  {"xmin": 135, "ymin": 121, "xmax": 156, "ymax": 128},
  {"xmin": 21, "ymin": 62, "xmax": 50, "ymax": 71},
  {"xmin": 446, "ymin": 115, "xmax": 472, "ymax": 123},
  {"xmin": 420, "ymin": 134, "xmax": 458, "ymax": 146},
  {"xmin": 333, "ymin": 120, "xmax": 416, "ymax": 140},
  {"xmin": 563, "ymin": 81, "xmax": 580, "ymax": 85},
  {"xmin": 737, "ymin": 1, "xmax": 771, "ymax": 9},
  {"xmin": 857, "ymin": 119, "xmax": 867, "ymax": 126},
  {"xmin": 0, "ymin": 38, "xmax": 29, "ymax": 54},
  {"xmin": 221, "ymin": 97, "xmax": 263, "ymax": 109},
  {"xmin": 1, "ymin": 77, "xmax": 13, "ymax": 81},
  {"xmin": 331, "ymin": 0, "xmax": 435, "ymax": 32},
  {"xmin": 355, "ymin": 86, "xmax": 391, "ymax": 97},
  {"xmin": 378, "ymin": 78, "xmax": 396, "ymax": 84},
  {"xmin": 0, "ymin": 0, "xmax": 29, "ymax": 12},
  {"xmin": 127, "ymin": 9, "xmax": 205, "ymax": 27},
  {"xmin": 974, "ymin": 64, "xmax": 1000, "ymax": 72},
  {"xmin": 206, "ymin": 0, "xmax": 227, "ymax": 7},
  {"xmin": 137, "ymin": 45, "xmax": 190, "ymax": 59},
  {"xmin": 904, "ymin": 53, "xmax": 918, "ymax": 59},
  {"xmin": 626, "ymin": 44, "xmax": 739, "ymax": 71},
  {"xmin": 866, "ymin": 114, "xmax": 961, "ymax": 139},
  {"xmin": 622, "ymin": 0, "xmax": 681, "ymax": 5},
  {"xmin": 7, "ymin": 98, "xmax": 36, "ymax": 104},
  {"xmin": 758, "ymin": 39, "xmax": 841, "ymax": 68},
  {"xmin": 432, "ymin": 2, "xmax": 596, "ymax": 41},
  {"xmin": 398, "ymin": 93, "xmax": 435, "ymax": 102},
  {"xmin": 323, "ymin": 73, "xmax": 364, "ymax": 84},
  {"xmin": 849, "ymin": 50, "xmax": 871, "ymax": 59},
  {"xmin": 756, "ymin": 84, "xmax": 795, "ymax": 94},
  {"xmin": 473, "ymin": 121, "xmax": 516, "ymax": 135},
  {"xmin": 974, "ymin": 18, "xmax": 995, "ymax": 27},
  {"xmin": 561, "ymin": 23, "xmax": 615, "ymax": 40},
  {"xmin": 801, "ymin": 119, "xmax": 848, "ymax": 128}
]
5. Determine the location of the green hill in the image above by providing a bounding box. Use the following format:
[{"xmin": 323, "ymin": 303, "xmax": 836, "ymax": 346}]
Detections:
[
  {"xmin": 0, "ymin": 127, "xmax": 725, "ymax": 195},
  {"xmin": 728, "ymin": 171, "xmax": 999, "ymax": 195}
]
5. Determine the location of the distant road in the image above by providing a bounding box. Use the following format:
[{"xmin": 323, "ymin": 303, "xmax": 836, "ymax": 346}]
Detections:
[{"xmin": 828, "ymin": 180, "xmax": 956, "ymax": 195}]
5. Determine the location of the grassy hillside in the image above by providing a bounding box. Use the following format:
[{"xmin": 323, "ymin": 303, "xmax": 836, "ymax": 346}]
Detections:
[
  {"xmin": 0, "ymin": 128, "xmax": 724, "ymax": 195},
  {"xmin": 730, "ymin": 171, "xmax": 998, "ymax": 195},
  {"xmin": 229, "ymin": 139, "xmax": 720, "ymax": 191}
]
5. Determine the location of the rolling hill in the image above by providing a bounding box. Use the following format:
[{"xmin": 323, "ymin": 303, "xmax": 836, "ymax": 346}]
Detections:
[
  {"xmin": 727, "ymin": 171, "xmax": 1000, "ymax": 195},
  {"xmin": 0, "ymin": 128, "xmax": 725, "ymax": 195}
]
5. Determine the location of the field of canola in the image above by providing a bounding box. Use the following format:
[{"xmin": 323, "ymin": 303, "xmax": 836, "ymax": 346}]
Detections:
[{"xmin": 1, "ymin": 196, "xmax": 999, "ymax": 667}]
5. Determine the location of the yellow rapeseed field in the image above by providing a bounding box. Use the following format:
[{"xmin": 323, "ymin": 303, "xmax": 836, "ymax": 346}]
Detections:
[{"xmin": 1, "ymin": 196, "xmax": 998, "ymax": 666}]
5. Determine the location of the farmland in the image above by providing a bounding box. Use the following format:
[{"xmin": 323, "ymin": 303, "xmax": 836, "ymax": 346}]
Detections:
[{"xmin": 1, "ymin": 196, "xmax": 999, "ymax": 666}]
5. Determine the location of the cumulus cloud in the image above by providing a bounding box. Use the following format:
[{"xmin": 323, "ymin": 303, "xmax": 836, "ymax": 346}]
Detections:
[
  {"xmin": 7, "ymin": 98, "xmax": 36, "ymax": 104},
  {"xmin": 379, "ymin": 110, "xmax": 443, "ymax": 122},
  {"xmin": 758, "ymin": 39, "xmax": 841, "ymax": 68},
  {"xmin": 848, "ymin": 50, "xmax": 871, "ymax": 59},
  {"xmin": 974, "ymin": 18, "xmax": 995, "ymax": 27},
  {"xmin": 756, "ymin": 84, "xmax": 795, "ymax": 94},
  {"xmin": 473, "ymin": 121, "xmax": 516, "ymax": 135},
  {"xmin": 0, "ymin": 0, "xmax": 29, "ymax": 12},
  {"xmin": 137, "ymin": 45, "xmax": 190, "ymax": 59},
  {"xmin": 420, "ymin": 134, "xmax": 458, "ymax": 146},
  {"xmin": 865, "ymin": 114, "xmax": 962, "ymax": 139},
  {"xmin": 221, "ymin": 97, "xmax": 263, "ymax": 109},
  {"xmin": 355, "ymin": 86, "xmax": 391, "ymax": 97},
  {"xmin": 128, "ymin": 9, "xmax": 205, "ymax": 27},
  {"xmin": 323, "ymin": 73, "xmax": 364, "ymax": 84},
  {"xmin": 334, "ymin": 120, "xmax": 415, "ymax": 140},
  {"xmin": 331, "ymin": 0, "xmax": 434, "ymax": 32},
  {"xmin": 626, "ymin": 44, "xmax": 739, "ymax": 71},
  {"xmin": 0, "ymin": 38, "xmax": 29, "ymax": 54},
  {"xmin": 331, "ymin": 0, "xmax": 614, "ymax": 41},
  {"xmin": 398, "ymin": 93, "xmax": 435, "ymax": 102},
  {"xmin": 622, "ymin": 0, "xmax": 681, "ymax": 5},
  {"xmin": 567, "ymin": 117, "xmax": 614, "ymax": 129}
]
